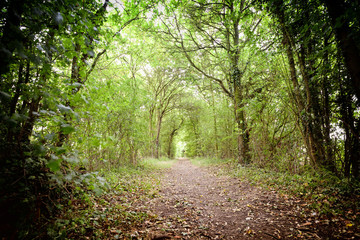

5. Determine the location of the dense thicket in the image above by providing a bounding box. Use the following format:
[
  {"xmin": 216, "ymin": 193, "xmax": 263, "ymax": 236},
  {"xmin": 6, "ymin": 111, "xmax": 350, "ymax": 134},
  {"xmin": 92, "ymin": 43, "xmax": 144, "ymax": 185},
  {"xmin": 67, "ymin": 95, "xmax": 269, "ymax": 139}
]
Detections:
[
  {"xmin": 1, "ymin": 0, "xmax": 359, "ymax": 238},
  {"xmin": 262, "ymin": 0, "xmax": 360, "ymax": 178},
  {"xmin": 0, "ymin": 0, "xmax": 115, "ymax": 237}
]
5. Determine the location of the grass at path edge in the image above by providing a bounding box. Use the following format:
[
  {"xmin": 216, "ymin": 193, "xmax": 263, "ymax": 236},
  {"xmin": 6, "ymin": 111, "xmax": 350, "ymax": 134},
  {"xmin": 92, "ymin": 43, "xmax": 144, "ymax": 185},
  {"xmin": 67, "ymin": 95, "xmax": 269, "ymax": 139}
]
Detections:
[
  {"xmin": 46, "ymin": 157, "xmax": 175, "ymax": 239},
  {"xmin": 191, "ymin": 157, "xmax": 360, "ymax": 227}
]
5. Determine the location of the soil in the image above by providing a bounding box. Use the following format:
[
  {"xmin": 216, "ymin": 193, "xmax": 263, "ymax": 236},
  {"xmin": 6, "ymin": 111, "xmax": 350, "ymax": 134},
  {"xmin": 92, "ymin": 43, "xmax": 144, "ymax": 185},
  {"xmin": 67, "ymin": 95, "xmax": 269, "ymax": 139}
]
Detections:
[{"xmin": 134, "ymin": 159, "xmax": 324, "ymax": 239}]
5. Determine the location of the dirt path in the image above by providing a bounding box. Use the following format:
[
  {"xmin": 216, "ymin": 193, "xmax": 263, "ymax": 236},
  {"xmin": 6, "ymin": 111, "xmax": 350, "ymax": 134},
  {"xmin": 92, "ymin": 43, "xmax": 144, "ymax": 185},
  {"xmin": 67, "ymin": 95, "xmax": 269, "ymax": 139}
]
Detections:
[{"xmin": 134, "ymin": 159, "xmax": 320, "ymax": 239}]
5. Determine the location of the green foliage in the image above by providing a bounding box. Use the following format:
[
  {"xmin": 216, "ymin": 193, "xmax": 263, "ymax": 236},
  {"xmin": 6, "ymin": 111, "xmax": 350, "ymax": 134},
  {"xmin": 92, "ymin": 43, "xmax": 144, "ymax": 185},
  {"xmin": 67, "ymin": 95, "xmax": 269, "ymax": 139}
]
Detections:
[
  {"xmin": 2, "ymin": 0, "xmax": 360, "ymax": 237},
  {"xmin": 191, "ymin": 157, "xmax": 233, "ymax": 167},
  {"xmin": 0, "ymin": 0, "xmax": 150, "ymax": 238},
  {"xmin": 193, "ymin": 157, "xmax": 360, "ymax": 224},
  {"xmin": 142, "ymin": 157, "xmax": 177, "ymax": 169},
  {"xmin": 46, "ymin": 157, "xmax": 169, "ymax": 239},
  {"xmin": 233, "ymin": 164, "xmax": 360, "ymax": 218}
]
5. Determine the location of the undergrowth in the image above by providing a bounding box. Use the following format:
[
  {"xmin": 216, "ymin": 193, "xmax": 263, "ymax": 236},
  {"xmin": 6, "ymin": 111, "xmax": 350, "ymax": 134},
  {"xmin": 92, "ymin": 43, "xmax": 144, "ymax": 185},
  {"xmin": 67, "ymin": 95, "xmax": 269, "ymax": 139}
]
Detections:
[
  {"xmin": 45, "ymin": 157, "xmax": 175, "ymax": 239},
  {"xmin": 143, "ymin": 157, "xmax": 177, "ymax": 169},
  {"xmin": 191, "ymin": 157, "xmax": 232, "ymax": 167},
  {"xmin": 192, "ymin": 157, "xmax": 360, "ymax": 227}
]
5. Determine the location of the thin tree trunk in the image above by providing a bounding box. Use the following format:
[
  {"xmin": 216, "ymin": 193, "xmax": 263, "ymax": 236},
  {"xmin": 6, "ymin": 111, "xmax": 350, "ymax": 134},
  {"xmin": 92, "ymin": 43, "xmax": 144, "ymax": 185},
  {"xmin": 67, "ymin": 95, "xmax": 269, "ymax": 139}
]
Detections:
[
  {"xmin": 149, "ymin": 107, "xmax": 155, "ymax": 157},
  {"xmin": 298, "ymin": 45, "xmax": 326, "ymax": 167},
  {"xmin": 167, "ymin": 119, "xmax": 183, "ymax": 158},
  {"xmin": 210, "ymin": 81, "xmax": 219, "ymax": 157},
  {"xmin": 322, "ymin": 38, "xmax": 335, "ymax": 172},
  {"xmin": 18, "ymin": 97, "xmax": 41, "ymax": 144},
  {"xmin": 282, "ymin": 31, "xmax": 318, "ymax": 167},
  {"xmin": 167, "ymin": 133, "xmax": 174, "ymax": 158},
  {"xmin": 155, "ymin": 115, "xmax": 163, "ymax": 159}
]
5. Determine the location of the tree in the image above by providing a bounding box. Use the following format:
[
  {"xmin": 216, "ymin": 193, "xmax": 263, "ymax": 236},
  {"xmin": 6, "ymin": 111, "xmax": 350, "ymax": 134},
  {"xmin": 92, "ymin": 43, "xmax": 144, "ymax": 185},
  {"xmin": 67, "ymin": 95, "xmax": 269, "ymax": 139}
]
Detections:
[
  {"xmin": 0, "ymin": 0, "xmax": 112, "ymax": 237},
  {"xmin": 262, "ymin": 0, "xmax": 360, "ymax": 179},
  {"xmin": 145, "ymin": 66, "xmax": 185, "ymax": 158},
  {"xmin": 0, "ymin": 0, "xmax": 155, "ymax": 237},
  {"xmin": 154, "ymin": 0, "xmax": 266, "ymax": 163},
  {"xmin": 323, "ymin": 0, "xmax": 360, "ymax": 102},
  {"xmin": 162, "ymin": 111, "xmax": 184, "ymax": 158}
]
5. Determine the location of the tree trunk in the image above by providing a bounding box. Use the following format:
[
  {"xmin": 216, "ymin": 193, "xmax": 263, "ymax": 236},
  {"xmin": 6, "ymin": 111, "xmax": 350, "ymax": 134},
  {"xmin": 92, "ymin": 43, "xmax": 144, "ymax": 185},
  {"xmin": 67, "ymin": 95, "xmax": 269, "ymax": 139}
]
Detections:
[
  {"xmin": 233, "ymin": 73, "xmax": 250, "ymax": 164},
  {"xmin": 298, "ymin": 45, "xmax": 327, "ymax": 168},
  {"xmin": 155, "ymin": 115, "xmax": 163, "ymax": 159},
  {"xmin": 230, "ymin": 1, "xmax": 250, "ymax": 164},
  {"xmin": 322, "ymin": 39, "xmax": 335, "ymax": 172},
  {"xmin": 18, "ymin": 97, "xmax": 41, "ymax": 144},
  {"xmin": 339, "ymin": 82, "xmax": 360, "ymax": 179},
  {"xmin": 0, "ymin": 0, "xmax": 25, "ymax": 76},
  {"xmin": 210, "ymin": 81, "xmax": 219, "ymax": 157},
  {"xmin": 149, "ymin": 107, "xmax": 155, "ymax": 157},
  {"xmin": 167, "ymin": 134, "xmax": 173, "ymax": 158},
  {"xmin": 324, "ymin": 0, "xmax": 360, "ymax": 179},
  {"xmin": 324, "ymin": 0, "xmax": 360, "ymax": 102},
  {"xmin": 190, "ymin": 117, "xmax": 201, "ymax": 156},
  {"xmin": 350, "ymin": 133, "xmax": 360, "ymax": 179},
  {"xmin": 282, "ymin": 31, "xmax": 319, "ymax": 167},
  {"xmin": 167, "ymin": 119, "xmax": 182, "ymax": 158}
]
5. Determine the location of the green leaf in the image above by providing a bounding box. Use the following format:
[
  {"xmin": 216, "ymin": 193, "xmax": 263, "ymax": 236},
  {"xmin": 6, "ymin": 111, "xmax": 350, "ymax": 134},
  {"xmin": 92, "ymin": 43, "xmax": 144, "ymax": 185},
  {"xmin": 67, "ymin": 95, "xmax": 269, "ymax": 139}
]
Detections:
[
  {"xmin": 45, "ymin": 133, "xmax": 56, "ymax": 141},
  {"xmin": 93, "ymin": 186, "xmax": 103, "ymax": 196},
  {"xmin": 55, "ymin": 147, "xmax": 66, "ymax": 155},
  {"xmin": 60, "ymin": 124, "xmax": 75, "ymax": 134},
  {"xmin": 87, "ymin": 50, "xmax": 95, "ymax": 57},
  {"xmin": 64, "ymin": 155, "xmax": 79, "ymax": 164},
  {"xmin": 72, "ymin": 82, "xmax": 83, "ymax": 88},
  {"xmin": 0, "ymin": 91, "xmax": 11, "ymax": 100},
  {"xmin": 57, "ymin": 104, "xmax": 73, "ymax": 113},
  {"xmin": 47, "ymin": 159, "xmax": 61, "ymax": 172}
]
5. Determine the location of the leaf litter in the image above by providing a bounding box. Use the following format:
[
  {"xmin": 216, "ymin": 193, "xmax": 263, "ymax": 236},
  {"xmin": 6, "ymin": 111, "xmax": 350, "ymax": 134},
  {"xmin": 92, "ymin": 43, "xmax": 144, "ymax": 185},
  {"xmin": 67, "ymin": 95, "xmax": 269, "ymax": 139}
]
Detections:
[
  {"xmin": 129, "ymin": 159, "xmax": 355, "ymax": 239},
  {"xmin": 59, "ymin": 159, "xmax": 359, "ymax": 239}
]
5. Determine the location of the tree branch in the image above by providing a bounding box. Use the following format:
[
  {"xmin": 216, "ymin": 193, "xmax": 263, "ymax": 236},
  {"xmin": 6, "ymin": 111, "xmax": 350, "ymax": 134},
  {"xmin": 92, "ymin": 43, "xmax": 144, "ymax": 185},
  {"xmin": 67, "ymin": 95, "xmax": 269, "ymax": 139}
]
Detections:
[{"xmin": 173, "ymin": 14, "xmax": 233, "ymax": 98}]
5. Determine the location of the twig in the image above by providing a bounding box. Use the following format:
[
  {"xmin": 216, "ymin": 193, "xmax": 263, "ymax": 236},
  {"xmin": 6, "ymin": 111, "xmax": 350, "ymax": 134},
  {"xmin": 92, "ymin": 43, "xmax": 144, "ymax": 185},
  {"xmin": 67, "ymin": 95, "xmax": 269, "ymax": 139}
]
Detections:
[
  {"xmin": 295, "ymin": 227, "xmax": 316, "ymax": 232},
  {"xmin": 264, "ymin": 232, "xmax": 280, "ymax": 239}
]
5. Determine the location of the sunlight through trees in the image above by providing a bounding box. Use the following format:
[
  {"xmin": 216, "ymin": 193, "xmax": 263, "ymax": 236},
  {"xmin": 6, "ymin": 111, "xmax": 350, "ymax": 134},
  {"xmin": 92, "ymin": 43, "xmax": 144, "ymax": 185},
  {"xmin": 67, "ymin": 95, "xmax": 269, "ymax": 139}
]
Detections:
[{"xmin": 1, "ymin": 0, "xmax": 360, "ymax": 238}]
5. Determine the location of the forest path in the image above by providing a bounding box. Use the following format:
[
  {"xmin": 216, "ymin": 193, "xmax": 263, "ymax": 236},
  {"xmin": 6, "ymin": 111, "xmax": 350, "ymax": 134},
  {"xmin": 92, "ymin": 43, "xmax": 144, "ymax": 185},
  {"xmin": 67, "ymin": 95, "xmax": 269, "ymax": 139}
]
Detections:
[{"xmin": 136, "ymin": 159, "xmax": 316, "ymax": 239}]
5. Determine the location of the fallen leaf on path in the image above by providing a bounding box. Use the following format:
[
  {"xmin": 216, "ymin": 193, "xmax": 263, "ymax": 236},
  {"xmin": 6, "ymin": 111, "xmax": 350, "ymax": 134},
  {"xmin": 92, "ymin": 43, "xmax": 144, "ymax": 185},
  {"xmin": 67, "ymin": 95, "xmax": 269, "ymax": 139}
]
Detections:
[{"xmin": 300, "ymin": 222, "xmax": 312, "ymax": 227}]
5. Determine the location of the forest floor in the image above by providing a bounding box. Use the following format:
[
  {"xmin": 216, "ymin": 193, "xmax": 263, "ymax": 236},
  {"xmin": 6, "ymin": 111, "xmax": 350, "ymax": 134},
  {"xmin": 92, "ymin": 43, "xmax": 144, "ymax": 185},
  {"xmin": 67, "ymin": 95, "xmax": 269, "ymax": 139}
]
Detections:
[
  {"xmin": 129, "ymin": 158, "xmax": 347, "ymax": 239},
  {"xmin": 58, "ymin": 158, "xmax": 359, "ymax": 239}
]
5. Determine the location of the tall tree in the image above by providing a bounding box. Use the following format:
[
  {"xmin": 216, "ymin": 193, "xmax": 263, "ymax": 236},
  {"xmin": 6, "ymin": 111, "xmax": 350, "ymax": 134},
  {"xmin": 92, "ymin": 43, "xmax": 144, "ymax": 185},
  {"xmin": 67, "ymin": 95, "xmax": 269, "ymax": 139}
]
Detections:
[
  {"xmin": 155, "ymin": 0, "xmax": 264, "ymax": 163},
  {"xmin": 0, "ymin": 0, "xmax": 112, "ymax": 237},
  {"xmin": 262, "ymin": 0, "xmax": 360, "ymax": 179},
  {"xmin": 323, "ymin": 0, "xmax": 360, "ymax": 102}
]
